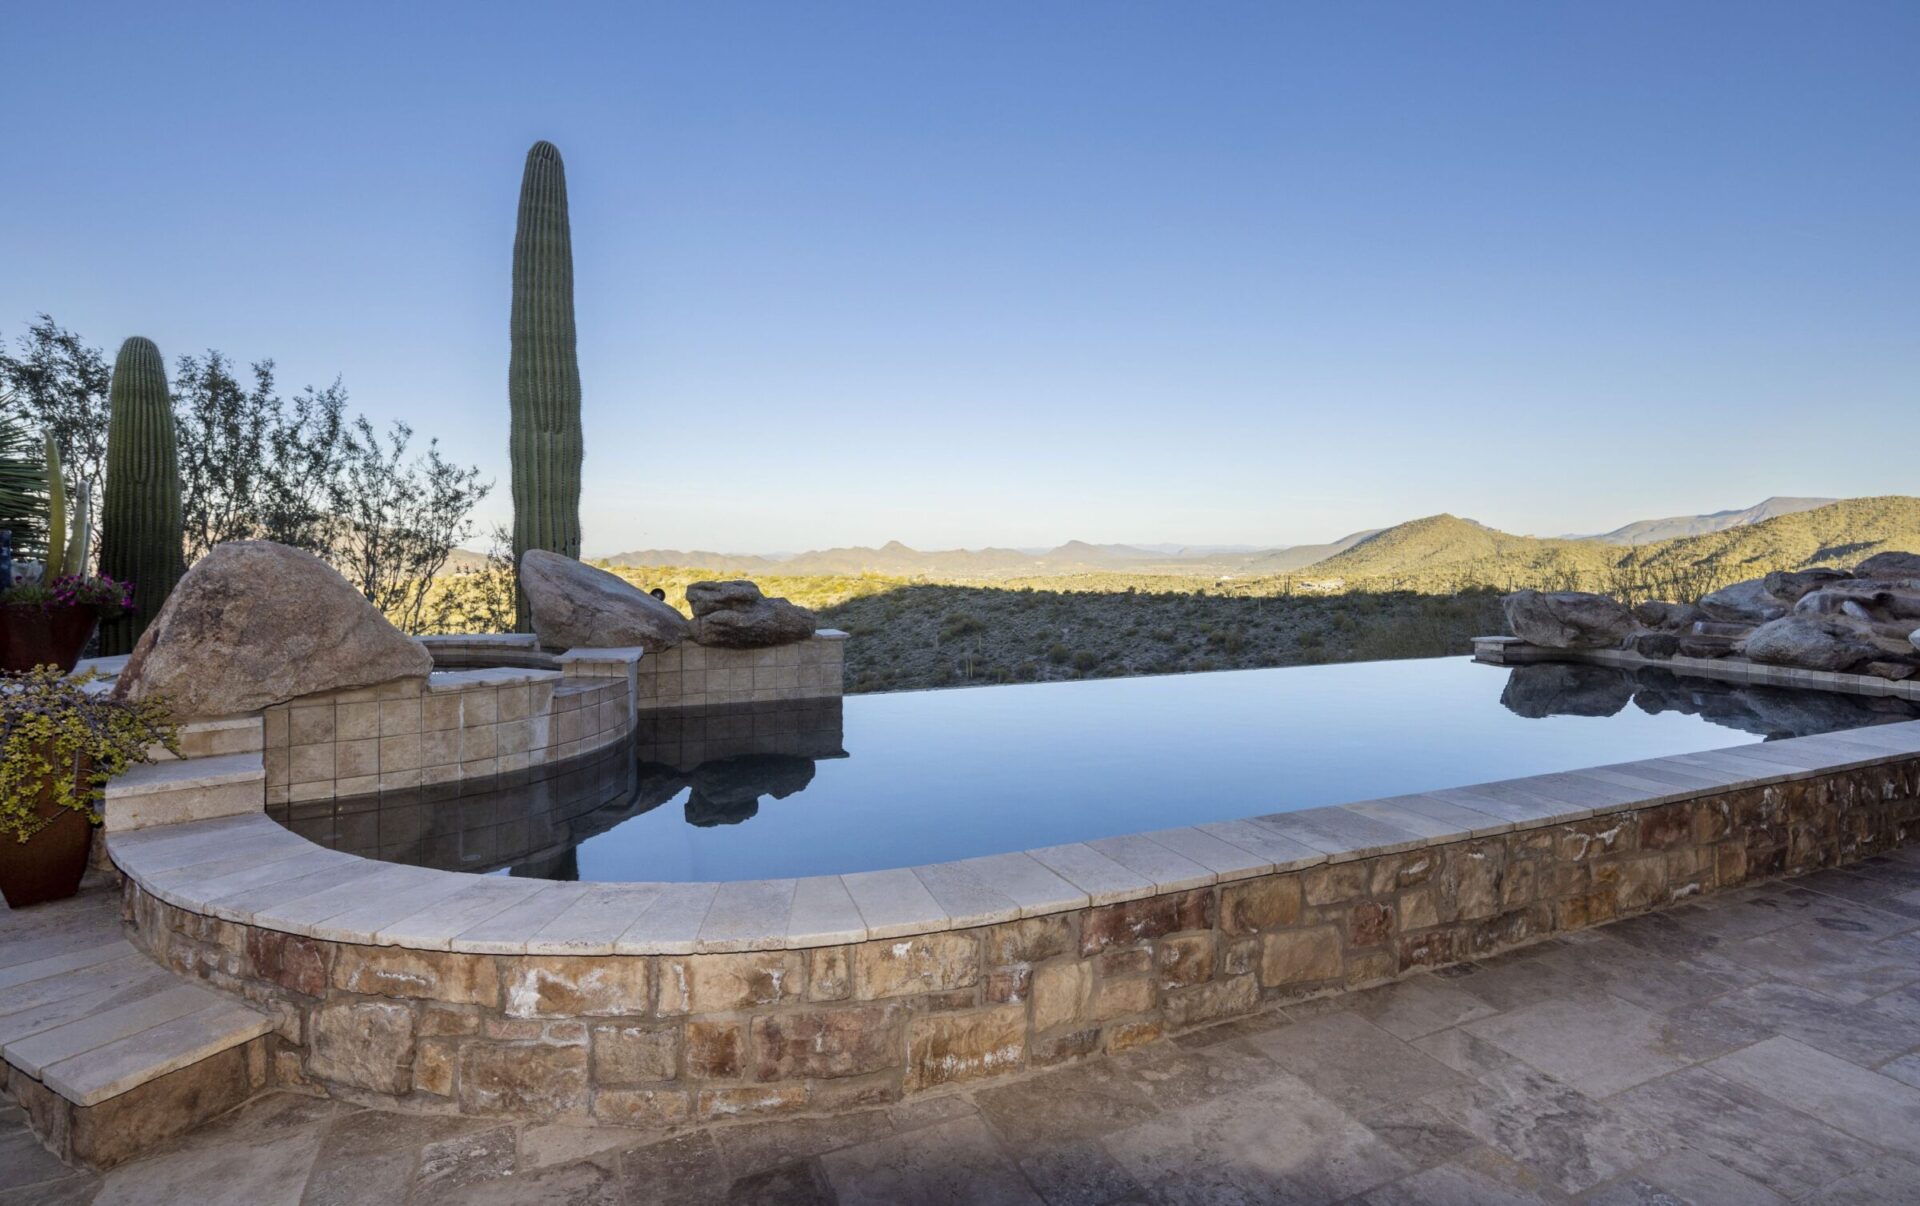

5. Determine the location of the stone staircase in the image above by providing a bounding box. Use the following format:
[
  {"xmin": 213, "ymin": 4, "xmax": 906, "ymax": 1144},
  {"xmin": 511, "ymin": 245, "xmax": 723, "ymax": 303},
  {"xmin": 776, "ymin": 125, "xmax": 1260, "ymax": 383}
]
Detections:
[{"xmin": 0, "ymin": 883, "xmax": 275, "ymax": 1168}]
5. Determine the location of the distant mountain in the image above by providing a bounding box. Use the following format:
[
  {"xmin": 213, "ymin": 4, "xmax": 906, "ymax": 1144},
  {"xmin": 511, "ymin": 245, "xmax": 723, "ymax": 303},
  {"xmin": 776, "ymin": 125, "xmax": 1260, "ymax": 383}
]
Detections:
[
  {"xmin": 602, "ymin": 549, "xmax": 781, "ymax": 571},
  {"xmin": 1291, "ymin": 497, "xmax": 1920, "ymax": 592},
  {"xmin": 442, "ymin": 547, "xmax": 493, "ymax": 572},
  {"xmin": 1573, "ymin": 497, "xmax": 1837, "ymax": 546},
  {"xmin": 574, "ymin": 497, "xmax": 1915, "ymax": 587},
  {"xmin": 1236, "ymin": 529, "xmax": 1383, "ymax": 574},
  {"xmin": 1627, "ymin": 496, "xmax": 1920, "ymax": 579}
]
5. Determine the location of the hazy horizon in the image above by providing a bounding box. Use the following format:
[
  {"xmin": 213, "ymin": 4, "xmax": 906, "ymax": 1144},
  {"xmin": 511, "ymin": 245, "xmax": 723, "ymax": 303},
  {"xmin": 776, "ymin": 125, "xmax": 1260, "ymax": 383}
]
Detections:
[{"xmin": 6, "ymin": 3, "xmax": 1915, "ymax": 554}]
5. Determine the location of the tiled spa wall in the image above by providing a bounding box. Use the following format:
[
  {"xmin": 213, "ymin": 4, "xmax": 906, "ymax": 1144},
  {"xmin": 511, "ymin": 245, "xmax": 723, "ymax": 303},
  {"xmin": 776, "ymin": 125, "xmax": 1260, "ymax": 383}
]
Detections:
[
  {"xmin": 126, "ymin": 755, "xmax": 1920, "ymax": 1124},
  {"xmin": 634, "ymin": 632, "xmax": 847, "ymax": 709},
  {"xmin": 260, "ymin": 670, "xmax": 630, "ymax": 805},
  {"xmin": 261, "ymin": 633, "xmax": 848, "ymax": 805}
]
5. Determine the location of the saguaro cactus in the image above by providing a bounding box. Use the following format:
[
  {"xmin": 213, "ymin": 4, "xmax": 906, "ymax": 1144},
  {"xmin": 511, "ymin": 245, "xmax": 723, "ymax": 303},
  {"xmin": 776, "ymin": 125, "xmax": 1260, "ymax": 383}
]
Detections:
[
  {"xmin": 98, "ymin": 336, "xmax": 185, "ymax": 655},
  {"xmin": 509, "ymin": 139, "xmax": 584, "ymax": 631}
]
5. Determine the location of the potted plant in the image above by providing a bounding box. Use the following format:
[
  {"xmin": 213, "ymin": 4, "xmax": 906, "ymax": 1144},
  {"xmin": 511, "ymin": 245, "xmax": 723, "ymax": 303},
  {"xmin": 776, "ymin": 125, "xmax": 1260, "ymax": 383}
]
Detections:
[
  {"xmin": 1, "ymin": 434, "xmax": 131, "ymax": 673},
  {"xmin": 0, "ymin": 666, "xmax": 175, "ymax": 907}
]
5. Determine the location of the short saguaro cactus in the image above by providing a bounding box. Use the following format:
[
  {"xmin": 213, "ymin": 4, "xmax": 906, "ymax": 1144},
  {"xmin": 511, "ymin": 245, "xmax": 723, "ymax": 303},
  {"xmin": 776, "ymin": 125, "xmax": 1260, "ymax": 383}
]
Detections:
[{"xmin": 98, "ymin": 336, "xmax": 185, "ymax": 655}]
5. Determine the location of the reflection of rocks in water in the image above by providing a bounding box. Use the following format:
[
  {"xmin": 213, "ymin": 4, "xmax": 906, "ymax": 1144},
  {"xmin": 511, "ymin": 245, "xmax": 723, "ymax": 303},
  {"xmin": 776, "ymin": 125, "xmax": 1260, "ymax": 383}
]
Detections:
[
  {"xmin": 277, "ymin": 697, "xmax": 848, "ymax": 873},
  {"xmin": 1501, "ymin": 663, "xmax": 1920, "ymax": 740},
  {"xmin": 684, "ymin": 754, "xmax": 817, "ymax": 827},
  {"xmin": 1633, "ymin": 672, "xmax": 1917, "ymax": 740},
  {"xmin": 1501, "ymin": 664, "xmax": 1634, "ymax": 718},
  {"xmin": 632, "ymin": 764, "xmax": 692, "ymax": 813},
  {"xmin": 511, "ymin": 845, "xmax": 580, "ymax": 881}
]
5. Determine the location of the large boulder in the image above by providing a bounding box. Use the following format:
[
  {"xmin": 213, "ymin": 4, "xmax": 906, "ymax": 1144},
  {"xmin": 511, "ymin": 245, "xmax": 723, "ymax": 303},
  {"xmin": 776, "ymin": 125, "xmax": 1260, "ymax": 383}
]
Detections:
[
  {"xmin": 1500, "ymin": 590, "xmax": 1635, "ymax": 650},
  {"xmin": 1631, "ymin": 600, "xmax": 1702, "ymax": 631},
  {"xmin": 116, "ymin": 541, "xmax": 432, "ymax": 718},
  {"xmin": 520, "ymin": 550, "xmax": 690, "ymax": 652},
  {"xmin": 1741, "ymin": 615, "xmax": 1881, "ymax": 673},
  {"xmin": 1853, "ymin": 551, "xmax": 1920, "ymax": 580},
  {"xmin": 1762, "ymin": 568, "xmax": 1849, "ymax": 604},
  {"xmin": 1697, "ymin": 579, "xmax": 1787, "ymax": 624},
  {"xmin": 686, "ymin": 580, "xmax": 817, "ymax": 649}
]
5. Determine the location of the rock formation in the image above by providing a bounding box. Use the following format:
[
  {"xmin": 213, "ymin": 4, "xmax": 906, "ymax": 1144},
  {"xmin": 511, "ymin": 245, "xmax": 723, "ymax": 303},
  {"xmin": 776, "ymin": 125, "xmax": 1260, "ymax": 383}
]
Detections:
[
  {"xmin": 686, "ymin": 580, "xmax": 818, "ymax": 648},
  {"xmin": 519, "ymin": 550, "xmax": 690, "ymax": 652},
  {"xmin": 1500, "ymin": 590, "xmax": 1636, "ymax": 650},
  {"xmin": 1742, "ymin": 615, "xmax": 1884, "ymax": 673},
  {"xmin": 1503, "ymin": 551, "xmax": 1920, "ymax": 678},
  {"xmin": 116, "ymin": 541, "xmax": 432, "ymax": 717}
]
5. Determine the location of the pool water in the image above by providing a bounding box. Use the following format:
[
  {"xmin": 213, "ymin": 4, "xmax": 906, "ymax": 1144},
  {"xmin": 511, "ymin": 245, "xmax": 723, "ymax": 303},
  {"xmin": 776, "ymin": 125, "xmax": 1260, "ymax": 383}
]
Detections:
[{"xmin": 271, "ymin": 657, "xmax": 1920, "ymax": 882}]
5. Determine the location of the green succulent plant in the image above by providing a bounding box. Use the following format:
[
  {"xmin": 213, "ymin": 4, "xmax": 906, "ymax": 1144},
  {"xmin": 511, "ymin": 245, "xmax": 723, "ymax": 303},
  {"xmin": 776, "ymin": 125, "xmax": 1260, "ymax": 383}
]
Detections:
[
  {"xmin": 97, "ymin": 336, "xmax": 185, "ymax": 654},
  {"xmin": 508, "ymin": 139, "xmax": 585, "ymax": 630}
]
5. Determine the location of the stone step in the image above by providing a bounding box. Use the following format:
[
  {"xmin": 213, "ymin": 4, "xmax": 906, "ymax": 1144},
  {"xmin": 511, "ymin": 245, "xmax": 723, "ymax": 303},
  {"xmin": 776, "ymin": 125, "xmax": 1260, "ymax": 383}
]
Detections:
[
  {"xmin": 1, "ymin": 888, "xmax": 274, "ymax": 1167},
  {"xmin": 103, "ymin": 753, "xmax": 265, "ymax": 832}
]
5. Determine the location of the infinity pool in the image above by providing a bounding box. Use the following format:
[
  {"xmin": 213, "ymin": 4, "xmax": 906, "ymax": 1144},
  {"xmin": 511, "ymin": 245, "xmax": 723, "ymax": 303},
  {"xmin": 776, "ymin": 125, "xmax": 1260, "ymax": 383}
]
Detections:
[{"xmin": 271, "ymin": 657, "xmax": 1920, "ymax": 882}]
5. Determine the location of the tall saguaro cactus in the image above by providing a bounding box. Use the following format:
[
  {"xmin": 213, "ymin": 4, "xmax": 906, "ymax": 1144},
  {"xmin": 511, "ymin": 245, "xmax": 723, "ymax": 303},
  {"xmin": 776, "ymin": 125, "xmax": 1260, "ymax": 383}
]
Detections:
[
  {"xmin": 509, "ymin": 139, "xmax": 584, "ymax": 630},
  {"xmin": 98, "ymin": 336, "xmax": 185, "ymax": 655}
]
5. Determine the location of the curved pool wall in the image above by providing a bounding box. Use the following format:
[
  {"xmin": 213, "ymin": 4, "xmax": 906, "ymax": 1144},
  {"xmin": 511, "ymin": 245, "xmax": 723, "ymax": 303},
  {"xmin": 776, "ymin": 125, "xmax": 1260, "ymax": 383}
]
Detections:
[
  {"xmin": 252, "ymin": 633, "xmax": 849, "ymax": 807},
  {"xmin": 104, "ymin": 662, "xmax": 1920, "ymax": 1124}
]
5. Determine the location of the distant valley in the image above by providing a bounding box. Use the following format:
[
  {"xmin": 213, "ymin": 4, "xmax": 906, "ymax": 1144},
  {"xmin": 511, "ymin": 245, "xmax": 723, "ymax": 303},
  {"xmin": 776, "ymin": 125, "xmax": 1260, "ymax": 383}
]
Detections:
[{"xmin": 586, "ymin": 495, "xmax": 1913, "ymax": 591}]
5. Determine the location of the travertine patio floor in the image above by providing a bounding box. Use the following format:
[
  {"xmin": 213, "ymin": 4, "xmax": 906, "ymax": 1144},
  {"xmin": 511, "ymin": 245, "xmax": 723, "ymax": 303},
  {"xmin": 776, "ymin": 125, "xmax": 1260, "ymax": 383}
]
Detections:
[{"xmin": 6, "ymin": 845, "xmax": 1920, "ymax": 1205}]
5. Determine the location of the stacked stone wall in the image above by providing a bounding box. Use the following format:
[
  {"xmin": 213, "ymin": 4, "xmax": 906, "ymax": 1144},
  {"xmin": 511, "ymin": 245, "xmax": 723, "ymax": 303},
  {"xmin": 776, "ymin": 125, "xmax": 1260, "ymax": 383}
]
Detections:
[{"xmin": 122, "ymin": 758, "xmax": 1920, "ymax": 1123}]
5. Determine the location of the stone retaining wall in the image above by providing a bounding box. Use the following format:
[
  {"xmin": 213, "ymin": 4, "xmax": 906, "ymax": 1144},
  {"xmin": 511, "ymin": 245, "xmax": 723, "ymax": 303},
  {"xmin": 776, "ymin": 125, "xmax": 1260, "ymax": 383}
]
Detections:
[{"xmin": 122, "ymin": 755, "xmax": 1920, "ymax": 1124}]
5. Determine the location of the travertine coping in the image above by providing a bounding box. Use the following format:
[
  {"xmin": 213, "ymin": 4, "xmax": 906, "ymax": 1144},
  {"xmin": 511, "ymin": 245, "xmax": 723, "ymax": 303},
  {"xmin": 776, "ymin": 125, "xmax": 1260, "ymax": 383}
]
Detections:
[
  {"xmin": 1474, "ymin": 635, "xmax": 1920, "ymax": 700},
  {"xmin": 107, "ymin": 719, "xmax": 1920, "ymax": 957}
]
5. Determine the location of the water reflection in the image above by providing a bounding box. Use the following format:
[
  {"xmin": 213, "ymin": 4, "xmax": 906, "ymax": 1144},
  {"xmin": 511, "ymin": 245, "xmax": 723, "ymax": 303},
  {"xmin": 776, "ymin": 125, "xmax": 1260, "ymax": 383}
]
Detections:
[
  {"xmin": 1499, "ymin": 663, "xmax": 1920, "ymax": 739},
  {"xmin": 267, "ymin": 659, "xmax": 1920, "ymax": 883},
  {"xmin": 272, "ymin": 698, "xmax": 845, "ymax": 878}
]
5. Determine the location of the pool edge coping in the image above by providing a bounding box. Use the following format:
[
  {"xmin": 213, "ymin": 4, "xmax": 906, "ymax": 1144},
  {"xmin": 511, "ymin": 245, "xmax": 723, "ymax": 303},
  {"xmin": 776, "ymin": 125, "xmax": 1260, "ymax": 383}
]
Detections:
[{"xmin": 106, "ymin": 716, "xmax": 1920, "ymax": 957}]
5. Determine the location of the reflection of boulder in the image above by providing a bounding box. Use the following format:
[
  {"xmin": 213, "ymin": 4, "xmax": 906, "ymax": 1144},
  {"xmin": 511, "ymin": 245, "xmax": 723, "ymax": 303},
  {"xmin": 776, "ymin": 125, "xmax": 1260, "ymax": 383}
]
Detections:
[
  {"xmin": 1635, "ymin": 675, "xmax": 1918, "ymax": 740},
  {"xmin": 511, "ymin": 846, "xmax": 580, "ymax": 882},
  {"xmin": 1499, "ymin": 662, "xmax": 1919, "ymax": 740},
  {"xmin": 632, "ymin": 764, "xmax": 692, "ymax": 813},
  {"xmin": 684, "ymin": 754, "xmax": 817, "ymax": 827},
  {"xmin": 1501, "ymin": 663, "xmax": 1634, "ymax": 718}
]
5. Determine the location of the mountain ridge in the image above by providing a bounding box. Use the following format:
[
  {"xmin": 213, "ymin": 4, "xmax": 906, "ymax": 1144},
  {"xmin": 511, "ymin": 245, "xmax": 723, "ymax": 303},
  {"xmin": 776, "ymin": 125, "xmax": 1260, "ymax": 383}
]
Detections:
[{"xmin": 576, "ymin": 497, "xmax": 1911, "ymax": 583}]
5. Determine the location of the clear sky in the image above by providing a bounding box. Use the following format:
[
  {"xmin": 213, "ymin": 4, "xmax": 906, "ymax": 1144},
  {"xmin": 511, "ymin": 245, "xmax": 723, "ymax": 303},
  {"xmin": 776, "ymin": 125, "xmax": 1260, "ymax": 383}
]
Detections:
[{"xmin": 4, "ymin": 2, "xmax": 1915, "ymax": 555}]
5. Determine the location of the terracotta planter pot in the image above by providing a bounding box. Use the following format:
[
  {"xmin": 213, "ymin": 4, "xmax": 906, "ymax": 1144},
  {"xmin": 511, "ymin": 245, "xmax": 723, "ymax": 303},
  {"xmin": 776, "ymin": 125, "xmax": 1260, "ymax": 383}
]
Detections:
[
  {"xmin": 0, "ymin": 604, "xmax": 101, "ymax": 673},
  {"xmin": 0, "ymin": 756, "xmax": 94, "ymax": 908}
]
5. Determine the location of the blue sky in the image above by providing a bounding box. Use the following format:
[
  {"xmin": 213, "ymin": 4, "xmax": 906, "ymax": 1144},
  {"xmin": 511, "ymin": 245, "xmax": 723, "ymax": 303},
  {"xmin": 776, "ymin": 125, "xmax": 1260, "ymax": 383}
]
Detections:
[{"xmin": 4, "ymin": 2, "xmax": 1915, "ymax": 554}]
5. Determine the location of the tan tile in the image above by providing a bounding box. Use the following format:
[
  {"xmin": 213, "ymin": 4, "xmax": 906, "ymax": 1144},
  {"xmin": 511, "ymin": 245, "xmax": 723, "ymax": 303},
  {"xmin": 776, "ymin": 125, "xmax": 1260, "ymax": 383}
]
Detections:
[
  {"xmin": 336, "ymin": 738, "xmax": 380, "ymax": 778},
  {"xmin": 288, "ymin": 743, "xmax": 335, "ymax": 784},
  {"xmin": 422, "ymin": 695, "xmax": 462, "ymax": 732},
  {"xmin": 421, "ymin": 729, "xmax": 461, "ymax": 767},
  {"xmin": 499, "ymin": 685, "xmax": 531, "ymax": 720},
  {"xmin": 336, "ymin": 702, "xmax": 381, "ymax": 741},
  {"xmin": 463, "ymin": 725, "xmax": 498, "ymax": 761},
  {"xmin": 464, "ymin": 690, "xmax": 499, "ymax": 725},
  {"xmin": 380, "ymin": 698, "xmax": 422, "ymax": 736},
  {"xmin": 380, "ymin": 732, "xmax": 423, "ymax": 772},
  {"xmin": 337, "ymin": 773, "xmax": 380, "ymax": 797},
  {"xmin": 288, "ymin": 705, "xmax": 335, "ymax": 745}
]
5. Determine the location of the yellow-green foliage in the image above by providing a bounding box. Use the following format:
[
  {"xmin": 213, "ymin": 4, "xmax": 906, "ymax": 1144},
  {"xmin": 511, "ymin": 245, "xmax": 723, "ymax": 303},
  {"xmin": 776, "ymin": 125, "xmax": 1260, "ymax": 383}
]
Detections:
[{"xmin": 0, "ymin": 667, "xmax": 177, "ymax": 841}]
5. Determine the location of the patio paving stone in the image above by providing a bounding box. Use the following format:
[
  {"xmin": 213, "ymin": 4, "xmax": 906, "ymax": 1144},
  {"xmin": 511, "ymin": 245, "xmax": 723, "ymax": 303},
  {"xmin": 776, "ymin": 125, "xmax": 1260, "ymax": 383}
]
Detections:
[{"xmin": 1, "ymin": 850, "xmax": 1916, "ymax": 1204}]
